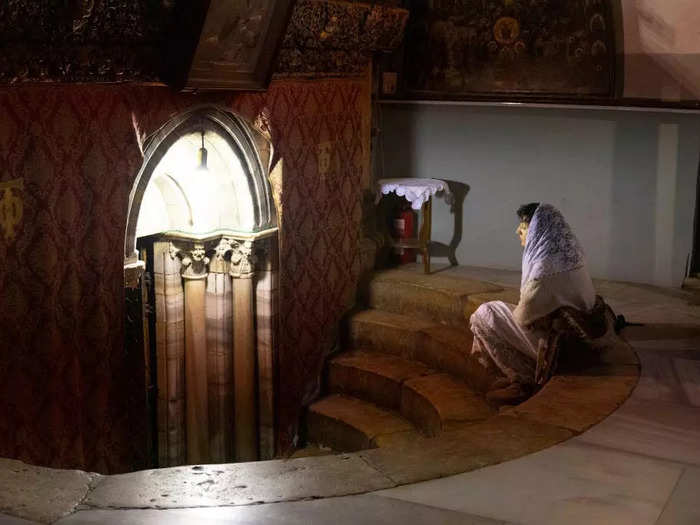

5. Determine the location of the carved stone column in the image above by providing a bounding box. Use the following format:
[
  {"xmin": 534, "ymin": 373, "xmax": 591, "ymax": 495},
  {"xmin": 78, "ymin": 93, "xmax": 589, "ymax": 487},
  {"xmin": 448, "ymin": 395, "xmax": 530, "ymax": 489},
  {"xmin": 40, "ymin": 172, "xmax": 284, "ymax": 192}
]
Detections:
[
  {"xmin": 155, "ymin": 242, "xmax": 186, "ymax": 467},
  {"xmin": 229, "ymin": 239, "xmax": 258, "ymax": 462},
  {"xmin": 172, "ymin": 242, "xmax": 210, "ymax": 465},
  {"xmin": 254, "ymin": 238, "xmax": 276, "ymax": 460},
  {"xmin": 206, "ymin": 238, "xmax": 234, "ymax": 463}
]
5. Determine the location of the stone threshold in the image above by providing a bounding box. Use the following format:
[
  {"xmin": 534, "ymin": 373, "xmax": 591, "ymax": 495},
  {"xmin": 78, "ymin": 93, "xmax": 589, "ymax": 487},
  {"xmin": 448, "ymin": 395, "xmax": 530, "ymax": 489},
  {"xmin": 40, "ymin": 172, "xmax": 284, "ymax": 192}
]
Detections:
[{"xmin": 0, "ymin": 339, "xmax": 639, "ymax": 524}]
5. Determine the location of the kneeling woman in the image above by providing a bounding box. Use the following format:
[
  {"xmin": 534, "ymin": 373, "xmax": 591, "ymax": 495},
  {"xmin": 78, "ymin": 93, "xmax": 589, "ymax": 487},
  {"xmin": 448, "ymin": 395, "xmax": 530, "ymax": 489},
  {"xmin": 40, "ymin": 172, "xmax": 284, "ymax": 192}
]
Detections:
[{"xmin": 470, "ymin": 203, "xmax": 596, "ymax": 401}]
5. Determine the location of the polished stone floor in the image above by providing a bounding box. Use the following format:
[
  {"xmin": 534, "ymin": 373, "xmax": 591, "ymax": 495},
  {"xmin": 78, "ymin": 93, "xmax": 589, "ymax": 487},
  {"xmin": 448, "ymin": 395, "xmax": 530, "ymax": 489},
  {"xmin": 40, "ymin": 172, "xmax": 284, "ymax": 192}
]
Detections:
[{"xmin": 3, "ymin": 265, "xmax": 699, "ymax": 524}]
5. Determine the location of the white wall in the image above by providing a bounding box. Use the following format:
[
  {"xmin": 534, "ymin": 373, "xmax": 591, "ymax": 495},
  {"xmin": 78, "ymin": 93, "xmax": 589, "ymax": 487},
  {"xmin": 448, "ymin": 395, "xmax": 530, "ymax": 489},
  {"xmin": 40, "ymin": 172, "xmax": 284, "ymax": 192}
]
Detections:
[{"xmin": 379, "ymin": 104, "xmax": 700, "ymax": 287}]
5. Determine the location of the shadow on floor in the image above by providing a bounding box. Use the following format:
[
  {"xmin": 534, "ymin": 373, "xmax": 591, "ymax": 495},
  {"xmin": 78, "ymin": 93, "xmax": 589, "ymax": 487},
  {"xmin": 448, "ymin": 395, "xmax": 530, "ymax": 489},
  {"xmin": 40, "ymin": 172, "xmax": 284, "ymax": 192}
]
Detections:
[{"xmin": 623, "ymin": 323, "xmax": 700, "ymax": 341}]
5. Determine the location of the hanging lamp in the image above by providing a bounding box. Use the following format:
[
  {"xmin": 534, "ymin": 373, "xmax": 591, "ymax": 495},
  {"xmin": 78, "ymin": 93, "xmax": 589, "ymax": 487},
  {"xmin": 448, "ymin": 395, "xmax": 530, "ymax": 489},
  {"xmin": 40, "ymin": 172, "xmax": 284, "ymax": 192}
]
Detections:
[{"xmin": 196, "ymin": 130, "xmax": 208, "ymax": 172}]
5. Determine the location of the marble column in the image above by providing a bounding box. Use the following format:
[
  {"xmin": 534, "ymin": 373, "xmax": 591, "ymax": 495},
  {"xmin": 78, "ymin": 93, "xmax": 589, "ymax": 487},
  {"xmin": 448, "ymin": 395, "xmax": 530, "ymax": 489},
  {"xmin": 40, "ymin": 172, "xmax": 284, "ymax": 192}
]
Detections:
[
  {"xmin": 155, "ymin": 241, "xmax": 186, "ymax": 467},
  {"xmin": 173, "ymin": 243, "xmax": 210, "ymax": 465},
  {"xmin": 230, "ymin": 239, "xmax": 259, "ymax": 462},
  {"xmin": 255, "ymin": 238, "xmax": 278, "ymax": 460},
  {"xmin": 206, "ymin": 239, "xmax": 234, "ymax": 463}
]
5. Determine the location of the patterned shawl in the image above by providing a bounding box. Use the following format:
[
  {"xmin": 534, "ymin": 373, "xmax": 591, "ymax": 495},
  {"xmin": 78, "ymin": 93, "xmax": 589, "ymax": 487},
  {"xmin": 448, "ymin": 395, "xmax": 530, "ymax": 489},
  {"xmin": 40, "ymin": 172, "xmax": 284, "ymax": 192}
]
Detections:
[{"xmin": 521, "ymin": 204, "xmax": 586, "ymax": 289}]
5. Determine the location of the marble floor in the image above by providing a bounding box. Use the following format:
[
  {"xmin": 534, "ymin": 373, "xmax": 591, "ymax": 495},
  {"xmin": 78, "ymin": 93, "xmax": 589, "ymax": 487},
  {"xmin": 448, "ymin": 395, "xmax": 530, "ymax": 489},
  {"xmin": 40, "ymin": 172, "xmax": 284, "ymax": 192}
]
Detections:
[{"xmin": 4, "ymin": 265, "xmax": 700, "ymax": 524}]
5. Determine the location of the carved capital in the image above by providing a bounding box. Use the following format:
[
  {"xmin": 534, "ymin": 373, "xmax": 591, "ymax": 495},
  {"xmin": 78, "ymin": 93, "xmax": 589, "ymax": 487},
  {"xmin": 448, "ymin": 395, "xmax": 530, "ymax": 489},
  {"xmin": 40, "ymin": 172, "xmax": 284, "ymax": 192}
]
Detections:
[
  {"xmin": 170, "ymin": 242, "xmax": 210, "ymax": 280},
  {"xmin": 209, "ymin": 237, "xmax": 233, "ymax": 274},
  {"xmin": 229, "ymin": 239, "xmax": 257, "ymax": 279},
  {"xmin": 124, "ymin": 260, "xmax": 146, "ymax": 289}
]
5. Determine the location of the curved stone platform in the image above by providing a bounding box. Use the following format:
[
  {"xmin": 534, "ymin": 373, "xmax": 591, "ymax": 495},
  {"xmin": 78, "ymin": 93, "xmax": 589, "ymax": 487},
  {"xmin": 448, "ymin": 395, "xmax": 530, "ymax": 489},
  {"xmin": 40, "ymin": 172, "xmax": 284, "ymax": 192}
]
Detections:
[
  {"xmin": 307, "ymin": 268, "xmax": 640, "ymax": 457},
  {"xmin": 0, "ymin": 338, "xmax": 639, "ymax": 524}
]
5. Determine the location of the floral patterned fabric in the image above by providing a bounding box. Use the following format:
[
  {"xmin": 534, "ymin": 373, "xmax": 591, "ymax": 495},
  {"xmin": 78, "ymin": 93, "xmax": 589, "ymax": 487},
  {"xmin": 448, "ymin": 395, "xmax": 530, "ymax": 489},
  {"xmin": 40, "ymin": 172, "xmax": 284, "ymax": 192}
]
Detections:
[
  {"xmin": 0, "ymin": 76, "xmax": 371, "ymax": 473},
  {"xmin": 520, "ymin": 204, "xmax": 586, "ymax": 288}
]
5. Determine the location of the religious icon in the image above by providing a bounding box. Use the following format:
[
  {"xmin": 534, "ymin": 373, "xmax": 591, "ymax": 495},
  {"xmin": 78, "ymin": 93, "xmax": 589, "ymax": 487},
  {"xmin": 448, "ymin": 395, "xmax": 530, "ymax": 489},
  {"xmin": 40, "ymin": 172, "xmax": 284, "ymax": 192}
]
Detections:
[
  {"xmin": 401, "ymin": 0, "xmax": 615, "ymax": 99},
  {"xmin": 493, "ymin": 17, "xmax": 520, "ymax": 45}
]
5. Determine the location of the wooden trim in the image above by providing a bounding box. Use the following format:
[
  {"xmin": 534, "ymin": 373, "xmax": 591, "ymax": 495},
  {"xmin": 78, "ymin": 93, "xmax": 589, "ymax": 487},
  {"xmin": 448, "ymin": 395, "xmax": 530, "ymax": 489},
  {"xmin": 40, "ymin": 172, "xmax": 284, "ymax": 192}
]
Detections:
[{"xmin": 377, "ymin": 98, "xmax": 700, "ymax": 114}]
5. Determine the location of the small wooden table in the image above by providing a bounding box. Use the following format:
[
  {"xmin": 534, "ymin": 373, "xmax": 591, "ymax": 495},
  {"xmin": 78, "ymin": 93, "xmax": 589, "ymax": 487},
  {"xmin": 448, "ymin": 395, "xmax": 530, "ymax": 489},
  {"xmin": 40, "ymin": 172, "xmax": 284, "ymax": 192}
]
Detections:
[{"xmin": 376, "ymin": 178, "xmax": 450, "ymax": 274}]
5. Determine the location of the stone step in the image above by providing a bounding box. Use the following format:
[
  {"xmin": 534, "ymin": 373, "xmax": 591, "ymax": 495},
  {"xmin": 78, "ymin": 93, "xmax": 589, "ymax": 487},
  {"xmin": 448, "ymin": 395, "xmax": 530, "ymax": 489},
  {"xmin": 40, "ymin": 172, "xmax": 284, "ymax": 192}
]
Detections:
[
  {"xmin": 464, "ymin": 288, "xmax": 521, "ymax": 320},
  {"xmin": 306, "ymin": 394, "xmax": 417, "ymax": 452},
  {"xmin": 328, "ymin": 351, "xmax": 433, "ymax": 410},
  {"xmin": 345, "ymin": 309, "xmax": 499, "ymax": 392},
  {"xmin": 682, "ymin": 276, "xmax": 700, "ymax": 292},
  {"xmin": 400, "ymin": 373, "xmax": 495, "ymax": 437},
  {"xmin": 365, "ymin": 269, "xmax": 503, "ymax": 328},
  {"xmin": 288, "ymin": 444, "xmax": 335, "ymax": 459},
  {"xmin": 327, "ymin": 351, "xmax": 495, "ymax": 437},
  {"xmin": 345, "ymin": 309, "xmax": 434, "ymax": 357},
  {"xmin": 417, "ymin": 324, "xmax": 498, "ymax": 393}
]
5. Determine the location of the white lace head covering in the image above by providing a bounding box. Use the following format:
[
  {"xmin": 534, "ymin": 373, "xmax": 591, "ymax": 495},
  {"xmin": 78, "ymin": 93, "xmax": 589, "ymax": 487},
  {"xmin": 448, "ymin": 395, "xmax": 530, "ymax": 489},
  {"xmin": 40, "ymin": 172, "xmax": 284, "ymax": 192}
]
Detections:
[{"xmin": 521, "ymin": 204, "xmax": 586, "ymax": 289}]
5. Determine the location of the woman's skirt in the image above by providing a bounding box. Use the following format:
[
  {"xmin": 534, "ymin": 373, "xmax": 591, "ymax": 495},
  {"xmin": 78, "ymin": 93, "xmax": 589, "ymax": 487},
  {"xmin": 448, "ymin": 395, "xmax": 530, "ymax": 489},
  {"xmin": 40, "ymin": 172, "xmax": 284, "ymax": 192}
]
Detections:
[{"xmin": 470, "ymin": 300, "xmax": 545, "ymax": 385}]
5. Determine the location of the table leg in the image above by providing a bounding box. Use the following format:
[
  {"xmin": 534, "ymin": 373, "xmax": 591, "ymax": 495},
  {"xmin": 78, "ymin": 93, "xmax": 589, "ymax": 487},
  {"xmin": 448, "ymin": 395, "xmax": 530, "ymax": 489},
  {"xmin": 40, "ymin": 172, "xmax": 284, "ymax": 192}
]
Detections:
[{"xmin": 421, "ymin": 197, "xmax": 432, "ymax": 274}]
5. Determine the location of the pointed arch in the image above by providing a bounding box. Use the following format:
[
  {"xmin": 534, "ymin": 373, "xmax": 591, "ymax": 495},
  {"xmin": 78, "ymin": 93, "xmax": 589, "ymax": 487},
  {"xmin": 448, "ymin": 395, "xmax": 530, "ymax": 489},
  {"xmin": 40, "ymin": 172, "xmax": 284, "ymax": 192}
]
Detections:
[{"xmin": 124, "ymin": 105, "xmax": 276, "ymax": 266}]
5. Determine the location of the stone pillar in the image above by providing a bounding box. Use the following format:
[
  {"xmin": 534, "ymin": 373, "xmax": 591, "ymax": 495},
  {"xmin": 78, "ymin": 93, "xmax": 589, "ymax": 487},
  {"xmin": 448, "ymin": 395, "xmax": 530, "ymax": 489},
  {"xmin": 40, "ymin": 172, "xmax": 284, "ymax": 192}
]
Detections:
[
  {"xmin": 230, "ymin": 239, "xmax": 258, "ymax": 462},
  {"xmin": 255, "ymin": 238, "xmax": 278, "ymax": 460},
  {"xmin": 173, "ymin": 243, "xmax": 210, "ymax": 465},
  {"xmin": 156, "ymin": 242, "xmax": 186, "ymax": 467},
  {"xmin": 206, "ymin": 239, "xmax": 234, "ymax": 463}
]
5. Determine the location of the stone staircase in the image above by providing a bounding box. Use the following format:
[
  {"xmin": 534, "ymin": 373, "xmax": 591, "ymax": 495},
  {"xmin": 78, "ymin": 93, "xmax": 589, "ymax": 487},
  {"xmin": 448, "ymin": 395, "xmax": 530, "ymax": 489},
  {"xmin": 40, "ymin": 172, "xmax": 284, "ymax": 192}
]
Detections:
[{"xmin": 305, "ymin": 269, "xmax": 520, "ymax": 453}]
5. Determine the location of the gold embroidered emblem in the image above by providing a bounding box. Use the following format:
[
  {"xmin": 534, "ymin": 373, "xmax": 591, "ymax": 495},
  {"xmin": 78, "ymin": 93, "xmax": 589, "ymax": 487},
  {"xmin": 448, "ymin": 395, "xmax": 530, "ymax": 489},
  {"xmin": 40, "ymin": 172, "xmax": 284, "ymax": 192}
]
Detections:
[
  {"xmin": 493, "ymin": 17, "xmax": 520, "ymax": 45},
  {"xmin": 0, "ymin": 178, "xmax": 23, "ymax": 242},
  {"xmin": 317, "ymin": 142, "xmax": 332, "ymax": 178}
]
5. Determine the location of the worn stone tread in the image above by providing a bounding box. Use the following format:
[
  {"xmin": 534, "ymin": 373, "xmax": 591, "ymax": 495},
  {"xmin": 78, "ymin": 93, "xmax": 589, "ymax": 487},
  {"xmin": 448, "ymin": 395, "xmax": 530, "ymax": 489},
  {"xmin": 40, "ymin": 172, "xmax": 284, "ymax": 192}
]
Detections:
[
  {"xmin": 420, "ymin": 323, "xmax": 474, "ymax": 347},
  {"xmin": 502, "ymin": 364, "xmax": 640, "ymax": 433},
  {"xmin": 348, "ymin": 309, "xmax": 436, "ymax": 332},
  {"xmin": 464, "ymin": 288, "xmax": 521, "ymax": 319},
  {"xmin": 348, "ymin": 308, "xmax": 476, "ymax": 345},
  {"xmin": 682, "ymin": 276, "xmax": 700, "ymax": 291},
  {"xmin": 329, "ymin": 351, "xmax": 434, "ymax": 409},
  {"xmin": 361, "ymin": 415, "xmax": 574, "ymax": 485},
  {"xmin": 345, "ymin": 309, "xmax": 434, "ymax": 358},
  {"xmin": 346, "ymin": 309, "xmax": 496, "ymax": 391},
  {"xmin": 401, "ymin": 374, "xmax": 495, "ymax": 435},
  {"xmin": 307, "ymin": 394, "xmax": 416, "ymax": 452},
  {"xmin": 331, "ymin": 351, "xmax": 434, "ymax": 383},
  {"xmin": 370, "ymin": 269, "xmax": 504, "ymax": 297},
  {"xmin": 366, "ymin": 270, "xmax": 503, "ymax": 327}
]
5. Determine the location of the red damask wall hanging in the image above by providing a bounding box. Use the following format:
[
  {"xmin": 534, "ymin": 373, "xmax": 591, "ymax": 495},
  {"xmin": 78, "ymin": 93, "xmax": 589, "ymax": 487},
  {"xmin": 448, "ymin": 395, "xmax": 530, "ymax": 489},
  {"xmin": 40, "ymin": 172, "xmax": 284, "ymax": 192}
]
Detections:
[{"xmin": 0, "ymin": 75, "xmax": 370, "ymax": 473}]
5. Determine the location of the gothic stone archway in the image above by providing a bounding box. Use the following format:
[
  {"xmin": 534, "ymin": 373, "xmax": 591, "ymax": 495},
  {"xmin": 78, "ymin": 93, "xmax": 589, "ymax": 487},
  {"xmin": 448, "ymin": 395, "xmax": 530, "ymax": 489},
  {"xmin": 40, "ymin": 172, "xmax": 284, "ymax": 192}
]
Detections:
[{"xmin": 124, "ymin": 106, "xmax": 279, "ymax": 467}]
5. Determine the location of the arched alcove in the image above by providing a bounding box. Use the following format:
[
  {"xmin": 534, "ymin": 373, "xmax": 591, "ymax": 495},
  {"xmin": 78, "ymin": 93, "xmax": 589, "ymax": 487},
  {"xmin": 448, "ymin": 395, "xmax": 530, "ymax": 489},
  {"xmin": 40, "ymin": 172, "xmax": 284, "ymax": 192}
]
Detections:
[
  {"xmin": 125, "ymin": 105, "xmax": 276, "ymax": 266},
  {"xmin": 135, "ymin": 129, "xmax": 258, "ymax": 237},
  {"xmin": 124, "ymin": 106, "xmax": 279, "ymax": 468}
]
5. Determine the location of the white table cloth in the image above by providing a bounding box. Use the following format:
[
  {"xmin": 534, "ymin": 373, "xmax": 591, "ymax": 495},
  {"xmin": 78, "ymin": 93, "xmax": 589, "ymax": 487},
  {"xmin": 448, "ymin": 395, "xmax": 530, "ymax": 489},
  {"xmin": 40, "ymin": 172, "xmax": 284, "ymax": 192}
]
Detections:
[{"xmin": 376, "ymin": 178, "xmax": 452, "ymax": 210}]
